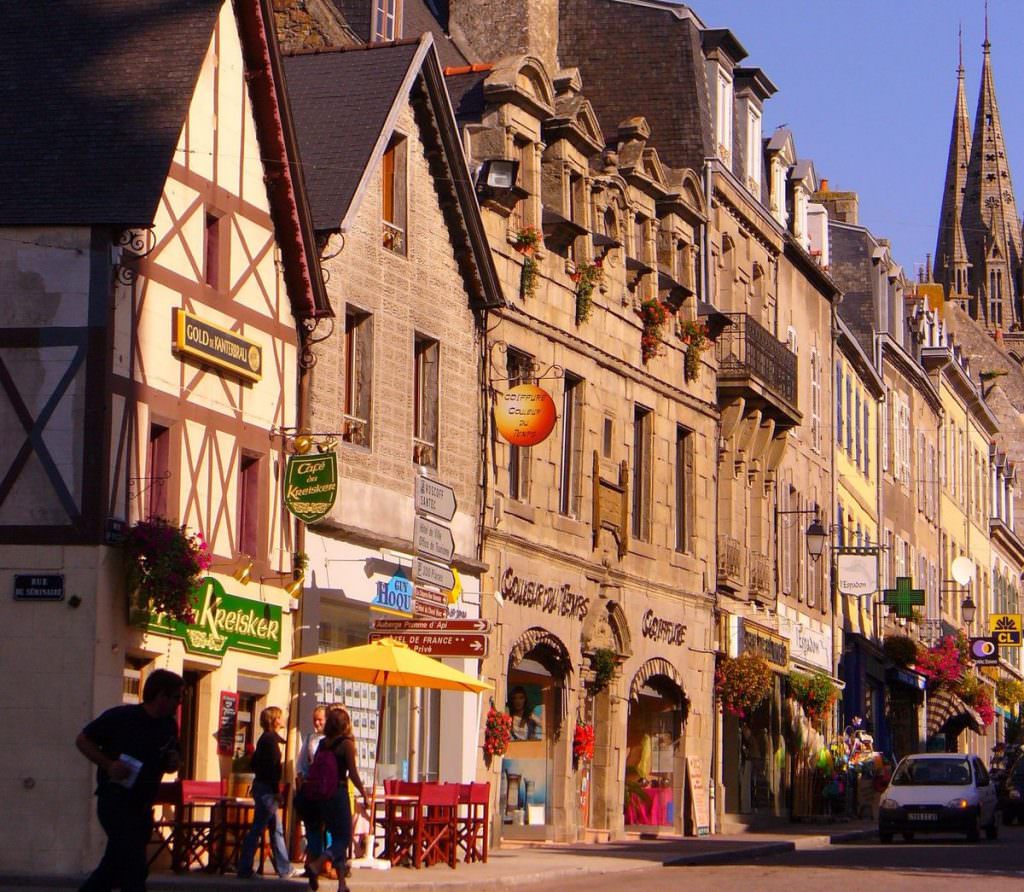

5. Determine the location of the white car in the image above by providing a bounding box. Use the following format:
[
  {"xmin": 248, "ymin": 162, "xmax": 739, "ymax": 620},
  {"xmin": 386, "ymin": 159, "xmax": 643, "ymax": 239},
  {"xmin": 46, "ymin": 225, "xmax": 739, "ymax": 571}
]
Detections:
[{"xmin": 878, "ymin": 752, "xmax": 998, "ymax": 843}]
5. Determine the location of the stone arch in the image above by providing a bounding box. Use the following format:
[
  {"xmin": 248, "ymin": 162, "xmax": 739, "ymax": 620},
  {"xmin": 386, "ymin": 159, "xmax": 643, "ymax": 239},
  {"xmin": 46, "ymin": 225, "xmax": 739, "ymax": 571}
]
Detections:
[
  {"xmin": 677, "ymin": 168, "xmax": 708, "ymax": 219},
  {"xmin": 581, "ymin": 599, "xmax": 632, "ymax": 658},
  {"xmin": 508, "ymin": 626, "xmax": 573, "ymax": 731},
  {"xmin": 629, "ymin": 657, "xmax": 687, "ymax": 709}
]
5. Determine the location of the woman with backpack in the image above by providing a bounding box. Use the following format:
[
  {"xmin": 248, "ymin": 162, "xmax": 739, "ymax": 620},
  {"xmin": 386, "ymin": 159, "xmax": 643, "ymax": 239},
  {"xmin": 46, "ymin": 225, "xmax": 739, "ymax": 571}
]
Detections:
[{"xmin": 302, "ymin": 706, "xmax": 370, "ymax": 891}]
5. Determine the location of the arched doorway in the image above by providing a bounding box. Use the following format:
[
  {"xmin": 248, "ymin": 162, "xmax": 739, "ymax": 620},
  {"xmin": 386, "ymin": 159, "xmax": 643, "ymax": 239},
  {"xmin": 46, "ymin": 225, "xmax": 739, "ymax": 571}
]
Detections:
[
  {"xmin": 624, "ymin": 659, "xmax": 688, "ymax": 832},
  {"xmin": 503, "ymin": 627, "xmax": 572, "ymax": 840}
]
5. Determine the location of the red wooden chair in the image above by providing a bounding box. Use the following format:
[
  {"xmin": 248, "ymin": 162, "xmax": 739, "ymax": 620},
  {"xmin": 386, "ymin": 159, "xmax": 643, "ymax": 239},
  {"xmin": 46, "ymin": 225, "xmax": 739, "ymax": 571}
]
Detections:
[
  {"xmin": 379, "ymin": 781, "xmax": 422, "ymax": 866},
  {"xmin": 413, "ymin": 783, "xmax": 459, "ymax": 869},
  {"xmin": 455, "ymin": 782, "xmax": 489, "ymax": 863},
  {"xmin": 147, "ymin": 781, "xmax": 183, "ymax": 870},
  {"xmin": 176, "ymin": 780, "xmax": 224, "ymax": 872}
]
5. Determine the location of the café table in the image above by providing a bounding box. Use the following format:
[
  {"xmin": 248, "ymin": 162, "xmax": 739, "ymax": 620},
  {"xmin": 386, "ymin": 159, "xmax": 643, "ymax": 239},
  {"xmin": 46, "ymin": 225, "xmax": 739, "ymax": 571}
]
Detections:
[{"xmin": 624, "ymin": 786, "xmax": 673, "ymax": 826}]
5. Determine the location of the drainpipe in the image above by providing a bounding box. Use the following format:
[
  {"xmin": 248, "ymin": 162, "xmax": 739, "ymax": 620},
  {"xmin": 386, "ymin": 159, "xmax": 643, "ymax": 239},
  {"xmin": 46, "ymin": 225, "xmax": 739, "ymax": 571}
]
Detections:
[{"xmin": 702, "ymin": 157, "xmax": 714, "ymax": 306}]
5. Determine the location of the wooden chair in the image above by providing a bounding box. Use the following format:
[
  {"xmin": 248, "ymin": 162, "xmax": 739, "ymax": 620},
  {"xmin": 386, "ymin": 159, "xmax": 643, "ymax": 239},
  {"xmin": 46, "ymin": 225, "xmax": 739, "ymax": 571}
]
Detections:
[
  {"xmin": 147, "ymin": 781, "xmax": 183, "ymax": 870},
  {"xmin": 413, "ymin": 783, "xmax": 459, "ymax": 869},
  {"xmin": 455, "ymin": 782, "xmax": 489, "ymax": 863},
  {"xmin": 381, "ymin": 781, "xmax": 422, "ymax": 866},
  {"xmin": 175, "ymin": 780, "xmax": 225, "ymax": 872}
]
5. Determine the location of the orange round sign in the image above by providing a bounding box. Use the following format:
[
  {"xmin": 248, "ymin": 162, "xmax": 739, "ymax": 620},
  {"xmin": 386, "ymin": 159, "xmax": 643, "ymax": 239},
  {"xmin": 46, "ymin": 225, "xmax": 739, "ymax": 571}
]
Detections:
[{"xmin": 495, "ymin": 384, "xmax": 557, "ymax": 447}]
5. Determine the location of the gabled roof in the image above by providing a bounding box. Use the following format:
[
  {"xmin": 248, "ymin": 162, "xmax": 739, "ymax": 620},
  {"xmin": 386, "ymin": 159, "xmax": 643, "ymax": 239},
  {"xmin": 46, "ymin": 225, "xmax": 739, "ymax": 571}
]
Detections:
[
  {"xmin": 0, "ymin": 0, "xmax": 328, "ymax": 319},
  {"xmin": 285, "ymin": 35, "xmax": 504, "ymax": 309},
  {"xmin": 0, "ymin": 0, "xmax": 222, "ymax": 226},
  {"xmin": 331, "ymin": 0, "xmax": 468, "ymax": 68},
  {"xmin": 285, "ymin": 41, "xmax": 422, "ymax": 231}
]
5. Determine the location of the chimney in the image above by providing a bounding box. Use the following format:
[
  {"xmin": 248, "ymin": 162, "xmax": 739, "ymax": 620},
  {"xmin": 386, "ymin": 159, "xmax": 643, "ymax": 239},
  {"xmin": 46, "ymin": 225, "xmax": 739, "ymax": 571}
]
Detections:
[
  {"xmin": 819, "ymin": 178, "xmax": 829, "ymax": 192},
  {"xmin": 812, "ymin": 183, "xmax": 859, "ymax": 225},
  {"xmin": 448, "ymin": 0, "xmax": 559, "ymax": 71}
]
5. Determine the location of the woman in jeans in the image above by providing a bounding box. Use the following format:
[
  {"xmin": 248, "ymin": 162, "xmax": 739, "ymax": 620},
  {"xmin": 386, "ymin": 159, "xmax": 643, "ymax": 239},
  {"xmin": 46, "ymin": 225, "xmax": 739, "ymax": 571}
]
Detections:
[
  {"xmin": 304, "ymin": 706, "xmax": 370, "ymax": 891},
  {"xmin": 237, "ymin": 707, "xmax": 298, "ymax": 879}
]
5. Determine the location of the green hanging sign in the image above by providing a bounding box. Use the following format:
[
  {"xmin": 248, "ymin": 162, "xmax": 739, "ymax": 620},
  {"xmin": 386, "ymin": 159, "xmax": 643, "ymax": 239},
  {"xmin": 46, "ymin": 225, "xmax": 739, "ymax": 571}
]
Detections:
[
  {"xmin": 284, "ymin": 451, "xmax": 338, "ymax": 523},
  {"xmin": 133, "ymin": 576, "xmax": 282, "ymax": 658}
]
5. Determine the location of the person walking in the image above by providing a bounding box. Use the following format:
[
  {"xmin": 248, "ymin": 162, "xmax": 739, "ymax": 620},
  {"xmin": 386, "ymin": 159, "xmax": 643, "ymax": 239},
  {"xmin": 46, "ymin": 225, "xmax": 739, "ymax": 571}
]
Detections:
[
  {"xmin": 303, "ymin": 706, "xmax": 370, "ymax": 891},
  {"xmin": 294, "ymin": 705, "xmax": 335, "ymax": 879},
  {"xmin": 237, "ymin": 706, "xmax": 299, "ymax": 879},
  {"xmin": 75, "ymin": 668, "xmax": 183, "ymax": 892}
]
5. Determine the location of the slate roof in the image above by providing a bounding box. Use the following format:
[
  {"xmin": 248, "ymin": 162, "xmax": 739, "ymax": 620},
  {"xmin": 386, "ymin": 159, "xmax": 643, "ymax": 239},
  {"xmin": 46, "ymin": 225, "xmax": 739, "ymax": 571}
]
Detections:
[
  {"xmin": 284, "ymin": 42, "xmax": 420, "ymax": 231},
  {"xmin": 445, "ymin": 70, "xmax": 488, "ymax": 120},
  {"xmin": 0, "ymin": 0, "xmax": 222, "ymax": 226}
]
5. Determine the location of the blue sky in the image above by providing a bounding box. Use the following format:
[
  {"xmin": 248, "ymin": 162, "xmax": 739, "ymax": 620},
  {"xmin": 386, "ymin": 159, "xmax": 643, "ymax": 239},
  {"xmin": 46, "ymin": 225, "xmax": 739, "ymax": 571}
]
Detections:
[{"xmin": 687, "ymin": 0, "xmax": 1024, "ymax": 277}]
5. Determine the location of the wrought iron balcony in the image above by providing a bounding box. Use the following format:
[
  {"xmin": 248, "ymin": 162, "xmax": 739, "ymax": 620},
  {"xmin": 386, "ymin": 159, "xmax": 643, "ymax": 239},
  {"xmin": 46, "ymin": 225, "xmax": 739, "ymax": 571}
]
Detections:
[
  {"xmin": 749, "ymin": 551, "xmax": 771, "ymax": 598},
  {"xmin": 714, "ymin": 313, "xmax": 800, "ymax": 426},
  {"xmin": 717, "ymin": 534, "xmax": 745, "ymax": 591}
]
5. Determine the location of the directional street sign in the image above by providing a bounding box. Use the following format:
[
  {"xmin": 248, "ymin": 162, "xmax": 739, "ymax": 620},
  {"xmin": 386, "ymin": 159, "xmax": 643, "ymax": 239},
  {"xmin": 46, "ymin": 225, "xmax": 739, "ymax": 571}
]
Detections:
[
  {"xmin": 368, "ymin": 631, "xmax": 489, "ymax": 658},
  {"xmin": 414, "ymin": 586, "xmax": 449, "ymax": 619},
  {"xmin": 414, "ymin": 516, "xmax": 455, "ymax": 564},
  {"xmin": 413, "ymin": 558, "xmax": 456, "ymax": 591},
  {"xmin": 371, "ymin": 618, "xmax": 492, "ymax": 633},
  {"xmin": 415, "ymin": 476, "xmax": 457, "ymax": 523}
]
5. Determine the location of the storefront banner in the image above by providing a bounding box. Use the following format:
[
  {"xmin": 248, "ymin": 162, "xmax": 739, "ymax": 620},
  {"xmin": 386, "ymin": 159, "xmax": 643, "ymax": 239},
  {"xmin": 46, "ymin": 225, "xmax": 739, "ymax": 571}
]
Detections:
[
  {"xmin": 494, "ymin": 384, "xmax": 557, "ymax": 447},
  {"xmin": 739, "ymin": 619, "xmax": 789, "ymax": 671},
  {"xmin": 137, "ymin": 576, "xmax": 282, "ymax": 658},
  {"xmin": 371, "ymin": 569, "xmax": 414, "ymax": 617},
  {"xmin": 837, "ymin": 553, "xmax": 878, "ymax": 597},
  {"xmin": 284, "ymin": 451, "xmax": 338, "ymax": 523},
  {"xmin": 781, "ymin": 618, "xmax": 832, "ymax": 672}
]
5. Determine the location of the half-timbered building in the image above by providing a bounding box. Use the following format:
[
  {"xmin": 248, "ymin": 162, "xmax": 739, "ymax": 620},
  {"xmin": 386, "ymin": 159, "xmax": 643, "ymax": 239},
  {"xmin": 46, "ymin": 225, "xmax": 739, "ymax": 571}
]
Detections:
[{"xmin": 0, "ymin": 0, "xmax": 328, "ymax": 872}]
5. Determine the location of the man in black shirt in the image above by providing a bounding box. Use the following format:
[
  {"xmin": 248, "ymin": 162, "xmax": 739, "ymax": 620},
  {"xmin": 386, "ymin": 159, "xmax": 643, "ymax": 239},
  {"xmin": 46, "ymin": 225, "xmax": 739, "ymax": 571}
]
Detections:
[{"xmin": 76, "ymin": 669, "xmax": 183, "ymax": 892}]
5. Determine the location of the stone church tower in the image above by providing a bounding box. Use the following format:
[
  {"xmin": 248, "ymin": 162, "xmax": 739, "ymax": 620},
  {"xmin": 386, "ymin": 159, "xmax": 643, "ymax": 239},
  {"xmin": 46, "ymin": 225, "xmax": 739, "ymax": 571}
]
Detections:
[{"xmin": 936, "ymin": 21, "xmax": 1024, "ymax": 331}]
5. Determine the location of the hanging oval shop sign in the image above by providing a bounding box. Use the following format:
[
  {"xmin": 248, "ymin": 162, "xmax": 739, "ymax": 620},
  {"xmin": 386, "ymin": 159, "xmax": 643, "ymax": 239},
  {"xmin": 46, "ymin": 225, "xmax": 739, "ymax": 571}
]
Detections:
[
  {"xmin": 284, "ymin": 451, "xmax": 338, "ymax": 523},
  {"xmin": 495, "ymin": 384, "xmax": 557, "ymax": 446}
]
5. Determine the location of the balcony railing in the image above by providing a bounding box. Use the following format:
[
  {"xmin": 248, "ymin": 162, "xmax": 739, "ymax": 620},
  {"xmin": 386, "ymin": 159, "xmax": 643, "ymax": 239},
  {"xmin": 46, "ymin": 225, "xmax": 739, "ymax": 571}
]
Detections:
[
  {"xmin": 749, "ymin": 551, "xmax": 771, "ymax": 598},
  {"xmin": 715, "ymin": 312, "xmax": 798, "ymax": 406},
  {"xmin": 717, "ymin": 534, "xmax": 744, "ymax": 588},
  {"xmin": 412, "ymin": 437, "xmax": 437, "ymax": 468},
  {"xmin": 383, "ymin": 221, "xmax": 405, "ymax": 254},
  {"xmin": 341, "ymin": 414, "xmax": 369, "ymax": 447}
]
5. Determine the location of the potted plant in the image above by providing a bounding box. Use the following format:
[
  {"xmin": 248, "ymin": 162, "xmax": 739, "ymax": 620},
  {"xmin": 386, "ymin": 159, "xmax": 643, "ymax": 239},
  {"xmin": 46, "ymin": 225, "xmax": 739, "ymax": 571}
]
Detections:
[
  {"xmin": 715, "ymin": 653, "xmax": 773, "ymax": 719},
  {"xmin": 789, "ymin": 670, "xmax": 839, "ymax": 727},
  {"xmin": 679, "ymin": 318, "xmax": 709, "ymax": 382},
  {"xmin": 123, "ymin": 517, "xmax": 212, "ymax": 624},
  {"xmin": 513, "ymin": 226, "xmax": 542, "ymax": 300},
  {"xmin": 572, "ymin": 722, "xmax": 595, "ymax": 765},
  {"xmin": 483, "ymin": 706, "xmax": 513, "ymax": 765},
  {"xmin": 637, "ymin": 298, "xmax": 672, "ymax": 362},
  {"xmin": 571, "ymin": 259, "xmax": 603, "ymax": 324}
]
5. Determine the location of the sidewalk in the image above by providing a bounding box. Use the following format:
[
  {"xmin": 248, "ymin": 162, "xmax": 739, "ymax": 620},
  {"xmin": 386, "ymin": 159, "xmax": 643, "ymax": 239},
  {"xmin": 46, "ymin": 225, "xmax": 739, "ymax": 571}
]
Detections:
[{"xmin": 1, "ymin": 821, "xmax": 876, "ymax": 892}]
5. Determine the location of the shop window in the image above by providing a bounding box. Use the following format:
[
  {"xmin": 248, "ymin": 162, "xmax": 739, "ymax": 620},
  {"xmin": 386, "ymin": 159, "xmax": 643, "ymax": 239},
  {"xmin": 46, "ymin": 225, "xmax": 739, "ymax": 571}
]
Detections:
[
  {"xmin": 145, "ymin": 423, "xmax": 170, "ymax": 520},
  {"xmin": 504, "ymin": 657, "xmax": 557, "ymax": 831},
  {"xmin": 559, "ymin": 373, "xmax": 584, "ymax": 518},
  {"xmin": 343, "ymin": 307, "xmax": 373, "ymax": 447},
  {"xmin": 625, "ymin": 678, "xmax": 682, "ymax": 827},
  {"xmin": 235, "ymin": 693, "xmax": 259, "ymax": 761},
  {"xmin": 412, "ymin": 334, "xmax": 439, "ymax": 467},
  {"xmin": 238, "ymin": 452, "xmax": 260, "ymax": 559},
  {"xmin": 506, "ymin": 349, "xmax": 533, "ymax": 502},
  {"xmin": 675, "ymin": 426, "xmax": 693, "ymax": 553},
  {"xmin": 382, "ymin": 135, "xmax": 408, "ymax": 255},
  {"xmin": 631, "ymin": 404, "xmax": 652, "ymax": 542}
]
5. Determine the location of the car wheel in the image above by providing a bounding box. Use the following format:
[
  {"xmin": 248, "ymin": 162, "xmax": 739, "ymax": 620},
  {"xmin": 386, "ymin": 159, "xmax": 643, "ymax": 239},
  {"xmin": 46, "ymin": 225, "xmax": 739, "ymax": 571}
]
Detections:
[
  {"xmin": 879, "ymin": 831, "xmax": 893, "ymax": 844},
  {"xmin": 967, "ymin": 815, "xmax": 981, "ymax": 842},
  {"xmin": 902, "ymin": 832, "xmax": 914, "ymax": 842}
]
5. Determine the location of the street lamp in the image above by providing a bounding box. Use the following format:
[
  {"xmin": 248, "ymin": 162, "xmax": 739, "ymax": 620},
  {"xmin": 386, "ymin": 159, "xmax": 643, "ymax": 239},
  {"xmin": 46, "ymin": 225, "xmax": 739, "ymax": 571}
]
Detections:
[
  {"xmin": 961, "ymin": 594, "xmax": 977, "ymax": 628},
  {"xmin": 805, "ymin": 520, "xmax": 828, "ymax": 561}
]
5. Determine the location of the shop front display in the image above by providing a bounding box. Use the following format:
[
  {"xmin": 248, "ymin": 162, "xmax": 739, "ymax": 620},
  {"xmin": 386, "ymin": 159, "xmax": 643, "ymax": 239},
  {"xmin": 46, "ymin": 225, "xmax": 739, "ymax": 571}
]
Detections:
[{"xmin": 624, "ymin": 671, "xmax": 685, "ymax": 828}]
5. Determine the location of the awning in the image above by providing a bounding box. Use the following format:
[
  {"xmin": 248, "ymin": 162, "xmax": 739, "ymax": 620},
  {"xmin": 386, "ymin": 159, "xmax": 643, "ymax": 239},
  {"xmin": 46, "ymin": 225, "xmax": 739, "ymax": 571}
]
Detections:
[{"xmin": 927, "ymin": 687, "xmax": 983, "ymax": 737}]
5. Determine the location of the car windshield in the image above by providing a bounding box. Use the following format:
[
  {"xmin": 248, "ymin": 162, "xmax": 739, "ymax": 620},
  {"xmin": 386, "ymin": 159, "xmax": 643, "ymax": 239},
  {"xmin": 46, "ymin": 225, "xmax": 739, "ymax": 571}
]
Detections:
[{"xmin": 891, "ymin": 758, "xmax": 971, "ymax": 786}]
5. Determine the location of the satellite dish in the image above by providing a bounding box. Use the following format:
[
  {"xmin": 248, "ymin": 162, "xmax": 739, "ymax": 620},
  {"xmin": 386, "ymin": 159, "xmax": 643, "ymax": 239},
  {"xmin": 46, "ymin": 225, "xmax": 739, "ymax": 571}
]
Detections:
[{"xmin": 951, "ymin": 556, "xmax": 975, "ymax": 586}]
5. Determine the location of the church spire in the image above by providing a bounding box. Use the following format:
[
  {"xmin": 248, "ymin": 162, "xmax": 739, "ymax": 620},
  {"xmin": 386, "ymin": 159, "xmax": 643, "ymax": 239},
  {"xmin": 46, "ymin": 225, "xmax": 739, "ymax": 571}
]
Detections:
[
  {"xmin": 961, "ymin": 16, "xmax": 1023, "ymax": 329},
  {"xmin": 934, "ymin": 23, "xmax": 972, "ymax": 302}
]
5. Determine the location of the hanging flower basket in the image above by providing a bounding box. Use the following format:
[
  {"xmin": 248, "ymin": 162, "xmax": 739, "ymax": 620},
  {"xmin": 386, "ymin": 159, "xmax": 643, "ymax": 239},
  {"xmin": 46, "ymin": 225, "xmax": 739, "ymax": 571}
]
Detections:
[
  {"xmin": 789, "ymin": 670, "xmax": 839, "ymax": 727},
  {"xmin": 588, "ymin": 647, "xmax": 617, "ymax": 693},
  {"xmin": 572, "ymin": 260, "xmax": 603, "ymax": 324},
  {"xmin": 123, "ymin": 518, "xmax": 211, "ymax": 624},
  {"xmin": 637, "ymin": 298, "xmax": 672, "ymax": 362},
  {"xmin": 916, "ymin": 634, "xmax": 969, "ymax": 690},
  {"xmin": 679, "ymin": 318, "xmax": 709, "ymax": 382},
  {"xmin": 484, "ymin": 707, "xmax": 513, "ymax": 760},
  {"xmin": 512, "ymin": 226, "xmax": 541, "ymax": 254},
  {"xmin": 715, "ymin": 653, "xmax": 772, "ymax": 719},
  {"xmin": 573, "ymin": 722, "xmax": 595, "ymax": 763}
]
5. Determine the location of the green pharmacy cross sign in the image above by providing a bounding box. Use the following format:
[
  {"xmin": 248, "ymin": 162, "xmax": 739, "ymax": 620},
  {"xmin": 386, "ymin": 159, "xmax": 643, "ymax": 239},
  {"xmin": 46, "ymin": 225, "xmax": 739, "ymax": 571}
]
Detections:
[{"xmin": 883, "ymin": 576, "xmax": 925, "ymax": 620}]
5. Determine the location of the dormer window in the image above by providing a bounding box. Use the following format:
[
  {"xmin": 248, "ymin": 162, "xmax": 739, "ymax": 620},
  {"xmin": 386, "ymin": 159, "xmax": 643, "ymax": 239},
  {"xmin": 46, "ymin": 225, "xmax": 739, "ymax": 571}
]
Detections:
[
  {"xmin": 770, "ymin": 159, "xmax": 788, "ymax": 227},
  {"xmin": 745, "ymin": 105, "xmax": 762, "ymax": 193},
  {"xmin": 715, "ymin": 68, "xmax": 733, "ymax": 163},
  {"xmin": 373, "ymin": 0, "xmax": 402, "ymax": 42}
]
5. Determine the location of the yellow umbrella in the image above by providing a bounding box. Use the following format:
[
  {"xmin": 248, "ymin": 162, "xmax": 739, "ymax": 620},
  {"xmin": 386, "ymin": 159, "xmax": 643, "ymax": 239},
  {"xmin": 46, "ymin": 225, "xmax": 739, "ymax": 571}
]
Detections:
[{"xmin": 284, "ymin": 637, "xmax": 492, "ymax": 788}]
